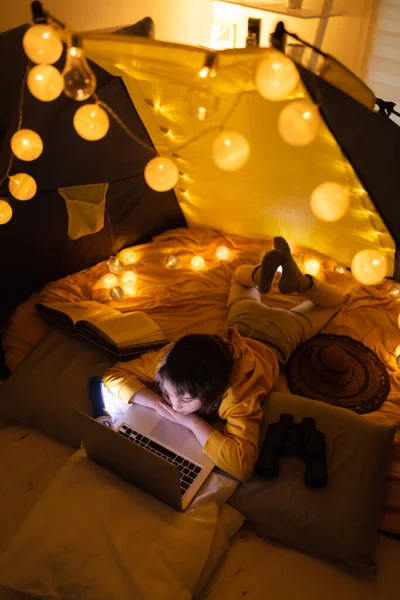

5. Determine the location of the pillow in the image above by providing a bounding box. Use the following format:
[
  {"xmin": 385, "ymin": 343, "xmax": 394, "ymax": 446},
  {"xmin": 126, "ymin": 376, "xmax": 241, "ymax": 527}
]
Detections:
[
  {"xmin": 0, "ymin": 329, "xmax": 114, "ymax": 447},
  {"xmin": 0, "ymin": 449, "xmax": 243, "ymax": 600},
  {"xmin": 229, "ymin": 391, "xmax": 396, "ymax": 572}
]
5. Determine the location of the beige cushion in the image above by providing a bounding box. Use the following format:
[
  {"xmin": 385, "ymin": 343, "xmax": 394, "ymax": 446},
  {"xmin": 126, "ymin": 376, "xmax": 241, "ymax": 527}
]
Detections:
[
  {"xmin": 0, "ymin": 330, "xmax": 114, "ymax": 447},
  {"xmin": 229, "ymin": 391, "xmax": 396, "ymax": 571}
]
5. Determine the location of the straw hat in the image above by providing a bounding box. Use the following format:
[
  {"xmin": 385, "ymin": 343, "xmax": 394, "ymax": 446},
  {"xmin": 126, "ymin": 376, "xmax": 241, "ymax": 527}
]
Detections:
[{"xmin": 286, "ymin": 334, "xmax": 390, "ymax": 414}]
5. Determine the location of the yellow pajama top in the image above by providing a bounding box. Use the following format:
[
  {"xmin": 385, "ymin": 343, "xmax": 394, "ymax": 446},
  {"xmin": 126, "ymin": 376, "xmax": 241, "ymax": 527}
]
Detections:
[{"xmin": 103, "ymin": 328, "xmax": 280, "ymax": 482}]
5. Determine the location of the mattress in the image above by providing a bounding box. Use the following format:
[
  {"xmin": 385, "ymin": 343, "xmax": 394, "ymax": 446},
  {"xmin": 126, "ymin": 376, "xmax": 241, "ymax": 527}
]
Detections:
[{"xmin": 2, "ymin": 227, "xmax": 400, "ymax": 533}]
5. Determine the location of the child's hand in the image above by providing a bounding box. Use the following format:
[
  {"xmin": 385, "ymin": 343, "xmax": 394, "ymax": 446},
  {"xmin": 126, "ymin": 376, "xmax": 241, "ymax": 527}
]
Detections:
[
  {"xmin": 160, "ymin": 403, "xmax": 196, "ymax": 427},
  {"xmin": 155, "ymin": 401, "xmax": 181, "ymax": 424}
]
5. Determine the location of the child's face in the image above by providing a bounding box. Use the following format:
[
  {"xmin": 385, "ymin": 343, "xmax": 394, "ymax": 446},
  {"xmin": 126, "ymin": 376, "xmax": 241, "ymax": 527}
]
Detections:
[{"xmin": 161, "ymin": 380, "xmax": 203, "ymax": 415}]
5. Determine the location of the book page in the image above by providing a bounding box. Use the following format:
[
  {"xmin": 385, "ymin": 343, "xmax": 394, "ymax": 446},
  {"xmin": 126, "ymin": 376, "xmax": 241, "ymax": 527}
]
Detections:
[
  {"xmin": 38, "ymin": 301, "xmax": 120, "ymax": 325},
  {"xmin": 84, "ymin": 311, "xmax": 164, "ymax": 347}
]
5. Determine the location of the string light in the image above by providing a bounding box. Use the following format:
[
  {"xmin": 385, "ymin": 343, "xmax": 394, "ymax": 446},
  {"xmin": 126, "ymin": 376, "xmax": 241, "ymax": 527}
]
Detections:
[
  {"xmin": 254, "ymin": 50, "xmax": 300, "ymax": 101},
  {"xmin": 106, "ymin": 257, "xmax": 123, "ymax": 274},
  {"xmin": 63, "ymin": 34, "xmax": 97, "ymax": 101},
  {"xmin": 0, "ymin": 200, "xmax": 12, "ymax": 224},
  {"xmin": 27, "ymin": 64, "xmax": 64, "ymax": 102},
  {"xmin": 212, "ymin": 130, "xmax": 250, "ymax": 171},
  {"xmin": 310, "ymin": 182, "xmax": 350, "ymax": 222},
  {"xmin": 351, "ymin": 249, "xmax": 387, "ymax": 285},
  {"xmin": 121, "ymin": 270, "xmax": 137, "ymax": 285},
  {"xmin": 10, "ymin": 129, "xmax": 43, "ymax": 162},
  {"xmin": 9, "ymin": 173, "xmax": 37, "ymax": 201},
  {"xmin": 144, "ymin": 156, "xmax": 179, "ymax": 192},
  {"xmin": 389, "ymin": 284, "xmax": 400, "ymax": 299},
  {"xmin": 100, "ymin": 273, "xmax": 118, "ymax": 289},
  {"xmin": 22, "ymin": 24, "xmax": 63, "ymax": 65},
  {"xmin": 191, "ymin": 256, "xmax": 206, "ymax": 271},
  {"xmin": 165, "ymin": 255, "xmax": 180, "ymax": 269},
  {"xmin": 73, "ymin": 104, "xmax": 110, "ymax": 141},
  {"xmin": 123, "ymin": 282, "xmax": 137, "ymax": 296},
  {"xmin": 304, "ymin": 258, "xmax": 321, "ymax": 276},
  {"xmin": 278, "ymin": 99, "xmax": 320, "ymax": 146},
  {"xmin": 189, "ymin": 88, "xmax": 219, "ymax": 121},
  {"xmin": 110, "ymin": 286, "xmax": 124, "ymax": 300},
  {"xmin": 334, "ymin": 264, "xmax": 347, "ymax": 274},
  {"xmin": 215, "ymin": 246, "xmax": 230, "ymax": 260},
  {"xmin": 119, "ymin": 249, "xmax": 137, "ymax": 265}
]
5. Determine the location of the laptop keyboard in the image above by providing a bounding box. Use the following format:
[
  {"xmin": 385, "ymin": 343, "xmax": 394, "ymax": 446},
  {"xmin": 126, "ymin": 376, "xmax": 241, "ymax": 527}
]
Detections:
[{"xmin": 117, "ymin": 424, "xmax": 202, "ymax": 496}]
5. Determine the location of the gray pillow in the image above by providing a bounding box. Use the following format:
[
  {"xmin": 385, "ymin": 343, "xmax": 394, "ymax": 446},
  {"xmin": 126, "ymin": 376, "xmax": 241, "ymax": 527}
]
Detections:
[
  {"xmin": 229, "ymin": 391, "xmax": 396, "ymax": 572},
  {"xmin": 0, "ymin": 329, "xmax": 114, "ymax": 447}
]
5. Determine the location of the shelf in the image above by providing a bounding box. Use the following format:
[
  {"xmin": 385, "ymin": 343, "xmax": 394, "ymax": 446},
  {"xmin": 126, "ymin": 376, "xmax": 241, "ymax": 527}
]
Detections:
[{"xmin": 217, "ymin": 1, "xmax": 342, "ymax": 19}]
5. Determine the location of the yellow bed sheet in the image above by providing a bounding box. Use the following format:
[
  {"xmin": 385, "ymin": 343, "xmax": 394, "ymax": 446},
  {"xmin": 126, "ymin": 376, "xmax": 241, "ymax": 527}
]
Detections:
[{"xmin": 3, "ymin": 228, "xmax": 400, "ymax": 533}]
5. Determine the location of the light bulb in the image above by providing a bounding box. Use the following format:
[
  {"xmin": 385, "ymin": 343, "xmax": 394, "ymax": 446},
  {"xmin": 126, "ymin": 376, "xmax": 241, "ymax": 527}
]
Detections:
[
  {"xmin": 100, "ymin": 273, "xmax": 118, "ymax": 289},
  {"xmin": 11, "ymin": 129, "xmax": 43, "ymax": 162},
  {"xmin": 110, "ymin": 286, "xmax": 124, "ymax": 300},
  {"xmin": 310, "ymin": 182, "xmax": 350, "ymax": 222},
  {"xmin": 22, "ymin": 24, "xmax": 63, "ymax": 65},
  {"xmin": 144, "ymin": 157, "xmax": 179, "ymax": 192},
  {"xmin": 107, "ymin": 257, "xmax": 123, "ymax": 274},
  {"xmin": 334, "ymin": 264, "xmax": 347, "ymax": 274},
  {"xmin": 121, "ymin": 270, "xmax": 137, "ymax": 285},
  {"xmin": 304, "ymin": 258, "xmax": 321, "ymax": 276},
  {"xmin": 215, "ymin": 246, "xmax": 230, "ymax": 261},
  {"xmin": 254, "ymin": 50, "xmax": 300, "ymax": 101},
  {"xmin": 73, "ymin": 104, "xmax": 110, "ymax": 141},
  {"xmin": 9, "ymin": 173, "xmax": 37, "ymax": 201},
  {"xmin": 165, "ymin": 255, "xmax": 180, "ymax": 269},
  {"xmin": 27, "ymin": 64, "xmax": 64, "ymax": 102},
  {"xmin": 0, "ymin": 200, "xmax": 12, "ymax": 224},
  {"xmin": 123, "ymin": 282, "xmax": 137, "ymax": 296},
  {"xmin": 189, "ymin": 88, "xmax": 219, "ymax": 121},
  {"xmin": 278, "ymin": 99, "xmax": 320, "ymax": 146},
  {"xmin": 120, "ymin": 249, "xmax": 137, "ymax": 265},
  {"xmin": 389, "ymin": 284, "xmax": 400, "ymax": 299},
  {"xmin": 191, "ymin": 256, "xmax": 205, "ymax": 271},
  {"xmin": 351, "ymin": 249, "xmax": 387, "ymax": 285},
  {"xmin": 63, "ymin": 44, "xmax": 97, "ymax": 101},
  {"xmin": 212, "ymin": 130, "xmax": 250, "ymax": 172}
]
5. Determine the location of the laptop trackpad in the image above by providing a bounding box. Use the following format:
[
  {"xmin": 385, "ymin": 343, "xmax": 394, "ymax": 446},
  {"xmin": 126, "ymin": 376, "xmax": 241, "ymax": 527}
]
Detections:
[{"xmin": 151, "ymin": 419, "xmax": 193, "ymax": 451}]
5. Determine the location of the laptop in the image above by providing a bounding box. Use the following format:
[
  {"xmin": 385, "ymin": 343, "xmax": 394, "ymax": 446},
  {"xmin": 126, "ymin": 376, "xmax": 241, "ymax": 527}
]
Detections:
[{"xmin": 75, "ymin": 385, "xmax": 215, "ymax": 511}]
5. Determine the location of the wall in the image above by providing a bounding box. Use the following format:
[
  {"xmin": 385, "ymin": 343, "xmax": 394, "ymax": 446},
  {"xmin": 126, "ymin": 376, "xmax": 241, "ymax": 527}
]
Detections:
[{"xmin": 0, "ymin": 0, "xmax": 214, "ymax": 47}]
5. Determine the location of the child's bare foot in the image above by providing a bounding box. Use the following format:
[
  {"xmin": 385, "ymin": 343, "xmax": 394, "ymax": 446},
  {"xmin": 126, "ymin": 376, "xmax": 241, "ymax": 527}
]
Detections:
[
  {"xmin": 253, "ymin": 249, "xmax": 284, "ymax": 294},
  {"xmin": 273, "ymin": 236, "xmax": 312, "ymax": 294}
]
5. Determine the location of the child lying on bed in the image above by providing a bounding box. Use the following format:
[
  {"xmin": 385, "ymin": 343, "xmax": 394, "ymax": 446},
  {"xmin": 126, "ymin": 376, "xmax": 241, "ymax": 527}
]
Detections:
[{"xmin": 103, "ymin": 237, "xmax": 348, "ymax": 482}]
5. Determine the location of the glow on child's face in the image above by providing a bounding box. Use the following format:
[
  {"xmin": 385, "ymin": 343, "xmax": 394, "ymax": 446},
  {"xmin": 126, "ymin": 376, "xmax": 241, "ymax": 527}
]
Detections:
[{"xmin": 161, "ymin": 380, "xmax": 203, "ymax": 414}]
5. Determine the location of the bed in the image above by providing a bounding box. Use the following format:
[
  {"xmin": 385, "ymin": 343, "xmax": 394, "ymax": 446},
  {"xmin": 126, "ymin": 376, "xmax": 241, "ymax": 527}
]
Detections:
[{"xmin": 1, "ymin": 227, "xmax": 400, "ymax": 599}]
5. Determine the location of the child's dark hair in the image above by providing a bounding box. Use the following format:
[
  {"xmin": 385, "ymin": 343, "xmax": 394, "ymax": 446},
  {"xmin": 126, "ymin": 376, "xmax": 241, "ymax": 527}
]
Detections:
[{"xmin": 156, "ymin": 334, "xmax": 234, "ymax": 415}]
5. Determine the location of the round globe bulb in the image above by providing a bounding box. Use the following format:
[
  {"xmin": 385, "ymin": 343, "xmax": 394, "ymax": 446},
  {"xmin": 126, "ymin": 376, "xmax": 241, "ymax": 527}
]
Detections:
[
  {"xmin": 123, "ymin": 282, "xmax": 137, "ymax": 296},
  {"xmin": 101, "ymin": 273, "xmax": 118, "ymax": 289},
  {"xmin": 215, "ymin": 246, "xmax": 230, "ymax": 261},
  {"xmin": 9, "ymin": 173, "xmax": 37, "ymax": 201},
  {"xmin": 22, "ymin": 24, "xmax": 63, "ymax": 65},
  {"xmin": 120, "ymin": 249, "xmax": 137, "ymax": 265},
  {"xmin": 389, "ymin": 284, "xmax": 400, "ymax": 299},
  {"xmin": 310, "ymin": 182, "xmax": 350, "ymax": 222},
  {"xmin": 334, "ymin": 264, "xmax": 347, "ymax": 274},
  {"xmin": 0, "ymin": 200, "xmax": 12, "ymax": 224},
  {"xmin": 189, "ymin": 88, "xmax": 219, "ymax": 121},
  {"xmin": 191, "ymin": 256, "xmax": 205, "ymax": 271},
  {"xmin": 144, "ymin": 157, "xmax": 179, "ymax": 192},
  {"xmin": 165, "ymin": 255, "xmax": 180, "ymax": 269},
  {"xmin": 110, "ymin": 286, "xmax": 124, "ymax": 301},
  {"xmin": 254, "ymin": 50, "xmax": 300, "ymax": 101},
  {"xmin": 27, "ymin": 64, "xmax": 64, "ymax": 102},
  {"xmin": 107, "ymin": 258, "xmax": 123, "ymax": 275},
  {"xmin": 73, "ymin": 104, "xmax": 110, "ymax": 141},
  {"xmin": 351, "ymin": 249, "xmax": 387, "ymax": 285},
  {"xmin": 11, "ymin": 129, "xmax": 43, "ymax": 162},
  {"xmin": 304, "ymin": 258, "xmax": 321, "ymax": 276},
  {"xmin": 278, "ymin": 99, "xmax": 320, "ymax": 146},
  {"xmin": 212, "ymin": 130, "xmax": 250, "ymax": 172},
  {"xmin": 121, "ymin": 270, "xmax": 137, "ymax": 285}
]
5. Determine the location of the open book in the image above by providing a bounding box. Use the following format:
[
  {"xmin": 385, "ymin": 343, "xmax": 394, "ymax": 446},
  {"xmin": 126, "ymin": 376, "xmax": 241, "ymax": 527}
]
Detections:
[{"xmin": 35, "ymin": 301, "xmax": 169, "ymax": 357}]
